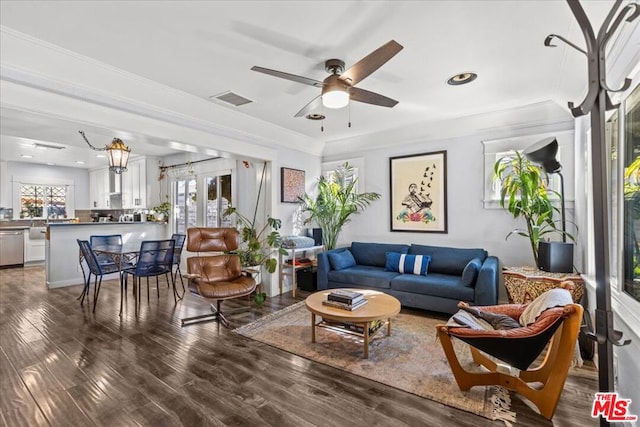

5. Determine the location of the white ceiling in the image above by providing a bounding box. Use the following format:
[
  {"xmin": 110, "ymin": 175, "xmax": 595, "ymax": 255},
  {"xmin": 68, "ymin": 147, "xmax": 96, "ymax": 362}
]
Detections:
[{"xmin": 0, "ymin": 0, "xmax": 620, "ymax": 168}]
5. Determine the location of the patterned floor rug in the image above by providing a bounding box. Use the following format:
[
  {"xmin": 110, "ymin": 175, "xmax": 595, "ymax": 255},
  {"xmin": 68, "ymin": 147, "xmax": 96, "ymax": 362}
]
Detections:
[{"xmin": 234, "ymin": 301, "xmax": 514, "ymax": 422}]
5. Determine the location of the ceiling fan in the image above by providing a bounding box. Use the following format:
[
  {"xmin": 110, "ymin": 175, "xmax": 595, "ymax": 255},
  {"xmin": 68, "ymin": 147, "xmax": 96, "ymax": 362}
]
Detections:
[{"xmin": 251, "ymin": 40, "xmax": 403, "ymax": 118}]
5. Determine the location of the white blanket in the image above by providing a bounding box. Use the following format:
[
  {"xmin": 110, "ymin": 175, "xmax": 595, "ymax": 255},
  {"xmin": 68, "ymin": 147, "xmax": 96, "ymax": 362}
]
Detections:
[{"xmin": 519, "ymin": 288, "xmax": 573, "ymax": 326}]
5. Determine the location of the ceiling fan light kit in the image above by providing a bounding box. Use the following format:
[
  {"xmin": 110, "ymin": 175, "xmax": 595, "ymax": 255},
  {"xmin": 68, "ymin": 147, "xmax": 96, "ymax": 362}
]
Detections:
[
  {"xmin": 251, "ymin": 40, "xmax": 404, "ymax": 119},
  {"xmin": 322, "ymin": 79, "xmax": 350, "ymax": 109}
]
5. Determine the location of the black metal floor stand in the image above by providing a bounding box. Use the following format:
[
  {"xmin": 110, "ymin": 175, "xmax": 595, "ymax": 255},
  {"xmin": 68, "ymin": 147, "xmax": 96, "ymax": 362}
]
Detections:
[{"xmin": 547, "ymin": 1, "xmax": 638, "ymax": 425}]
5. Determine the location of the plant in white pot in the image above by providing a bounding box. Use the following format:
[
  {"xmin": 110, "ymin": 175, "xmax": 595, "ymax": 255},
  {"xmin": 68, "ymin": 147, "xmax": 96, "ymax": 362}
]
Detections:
[
  {"xmin": 151, "ymin": 198, "xmax": 171, "ymax": 222},
  {"xmin": 299, "ymin": 162, "xmax": 380, "ymax": 250}
]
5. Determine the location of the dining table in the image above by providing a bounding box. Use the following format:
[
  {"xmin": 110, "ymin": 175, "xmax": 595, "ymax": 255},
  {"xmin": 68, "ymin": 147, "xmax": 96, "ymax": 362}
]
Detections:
[{"xmin": 91, "ymin": 242, "xmax": 141, "ymax": 314}]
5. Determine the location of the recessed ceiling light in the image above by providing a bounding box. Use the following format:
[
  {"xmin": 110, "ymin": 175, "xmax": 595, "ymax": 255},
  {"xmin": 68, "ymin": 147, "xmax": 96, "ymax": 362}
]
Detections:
[
  {"xmin": 306, "ymin": 113, "xmax": 326, "ymax": 120},
  {"xmin": 447, "ymin": 72, "xmax": 478, "ymax": 86},
  {"xmin": 75, "ymin": 160, "xmax": 86, "ymax": 164},
  {"xmin": 20, "ymin": 154, "xmax": 33, "ymax": 158},
  {"xmin": 96, "ymin": 154, "xmax": 106, "ymax": 158},
  {"xmin": 46, "ymin": 162, "xmax": 55, "ymax": 166}
]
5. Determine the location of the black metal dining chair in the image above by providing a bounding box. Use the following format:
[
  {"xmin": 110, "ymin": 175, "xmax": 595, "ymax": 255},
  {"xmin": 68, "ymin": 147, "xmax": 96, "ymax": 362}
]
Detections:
[
  {"xmin": 77, "ymin": 239, "xmax": 123, "ymax": 312},
  {"xmin": 171, "ymin": 233, "xmax": 186, "ymax": 296},
  {"xmin": 122, "ymin": 240, "xmax": 177, "ymax": 307}
]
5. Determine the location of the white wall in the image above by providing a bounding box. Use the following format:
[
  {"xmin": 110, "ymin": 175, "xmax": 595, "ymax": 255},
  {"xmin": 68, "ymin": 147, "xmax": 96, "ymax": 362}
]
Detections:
[
  {"xmin": 274, "ymin": 148, "xmax": 322, "ymax": 237},
  {"xmin": 2, "ymin": 161, "xmax": 90, "ymax": 212},
  {"xmin": 323, "ymin": 120, "xmax": 578, "ymax": 302},
  {"xmin": 327, "ymin": 127, "xmax": 574, "ymax": 261}
]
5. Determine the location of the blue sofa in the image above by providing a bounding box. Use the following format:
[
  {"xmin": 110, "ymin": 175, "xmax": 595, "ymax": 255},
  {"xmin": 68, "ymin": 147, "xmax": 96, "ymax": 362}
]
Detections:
[{"xmin": 317, "ymin": 242, "xmax": 500, "ymax": 315}]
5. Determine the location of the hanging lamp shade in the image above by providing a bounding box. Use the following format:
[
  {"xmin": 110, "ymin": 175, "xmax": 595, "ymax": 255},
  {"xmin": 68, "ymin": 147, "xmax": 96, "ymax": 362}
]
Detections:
[
  {"xmin": 105, "ymin": 138, "xmax": 131, "ymax": 174},
  {"xmin": 523, "ymin": 137, "xmax": 562, "ymax": 173}
]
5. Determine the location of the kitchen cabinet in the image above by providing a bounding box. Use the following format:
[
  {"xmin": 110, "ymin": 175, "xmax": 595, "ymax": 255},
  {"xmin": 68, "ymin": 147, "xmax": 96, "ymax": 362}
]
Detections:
[
  {"xmin": 89, "ymin": 168, "xmax": 110, "ymax": 209},
  {"xmin": 26, "ymin": 236, "xmax": 45, "ymax": 262},
  {"xmin": 122, "ymin": 158, "xmax": 143, "ymax": 208},
  {"xmin": 121, "ymin": 157, "xmax": 159, "ymax": 209}
]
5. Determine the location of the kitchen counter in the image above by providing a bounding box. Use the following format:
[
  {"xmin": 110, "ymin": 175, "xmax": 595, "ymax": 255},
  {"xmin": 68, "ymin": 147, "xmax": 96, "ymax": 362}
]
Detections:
[
  {"xmin": 45, "ymin": 221, "xmax": 168, "ymax": 288},
  {"xmin": 0, "ymin": 225, "xmax": 30, "ymax": 230},
  {"xmin": 48, "ymin": 221, "xmax": 167, "ymax": 226}
]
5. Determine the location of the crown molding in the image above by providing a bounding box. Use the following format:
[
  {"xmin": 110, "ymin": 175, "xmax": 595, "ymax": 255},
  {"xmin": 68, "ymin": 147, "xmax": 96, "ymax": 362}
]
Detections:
[{"xmin": 322, "ymin": 100, "xmax": 574, "ymax": 158}]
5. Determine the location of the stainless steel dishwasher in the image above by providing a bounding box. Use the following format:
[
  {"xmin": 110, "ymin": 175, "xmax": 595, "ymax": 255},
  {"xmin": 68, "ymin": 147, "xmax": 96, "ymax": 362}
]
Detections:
[{"xmin": 0, "ymin": 229, "xmax": 25, "ymax": 267}]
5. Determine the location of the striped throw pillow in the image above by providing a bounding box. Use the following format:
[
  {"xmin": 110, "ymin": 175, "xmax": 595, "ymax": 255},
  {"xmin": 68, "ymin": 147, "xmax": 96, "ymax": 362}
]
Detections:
[{"xmin": 385, "ymin": 252, "xmax": 431, "ymax": 276}]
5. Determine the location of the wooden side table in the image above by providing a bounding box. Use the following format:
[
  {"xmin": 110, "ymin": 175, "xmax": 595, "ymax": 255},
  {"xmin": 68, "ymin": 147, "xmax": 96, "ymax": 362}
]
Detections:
[
  {"xmin": 502, "ymin": 266, "xmax": 585, "ymax": 304},
  {"xmin": 503, "ymin": 266, "xmax": 594, "ymax": 361}
]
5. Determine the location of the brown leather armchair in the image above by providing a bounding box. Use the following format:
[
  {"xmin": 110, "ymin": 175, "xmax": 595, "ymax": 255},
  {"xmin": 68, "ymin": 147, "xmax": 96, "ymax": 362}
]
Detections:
[{"xmin": 181, "ymin": 227, "xmax": 256, "ymax": 327}]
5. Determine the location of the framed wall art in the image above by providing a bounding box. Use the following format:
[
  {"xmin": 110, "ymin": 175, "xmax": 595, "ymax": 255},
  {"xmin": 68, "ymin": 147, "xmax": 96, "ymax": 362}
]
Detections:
[
  {"xmin": 389, "ymin": 151, "xmax": 448, "ymax": 233},
  {"xmin": 281, "ymin": 167, "xmax": 305, "ymax": 203}
]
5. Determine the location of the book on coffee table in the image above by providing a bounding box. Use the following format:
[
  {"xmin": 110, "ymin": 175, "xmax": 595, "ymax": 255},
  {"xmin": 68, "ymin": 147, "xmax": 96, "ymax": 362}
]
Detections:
[
  {"xmin": 328, "ymin": 290, "xmax": 364, "ymax": 305},
  {"xmin": 322, "ymin": 298, "xmax": 368, "ymax": 311}
]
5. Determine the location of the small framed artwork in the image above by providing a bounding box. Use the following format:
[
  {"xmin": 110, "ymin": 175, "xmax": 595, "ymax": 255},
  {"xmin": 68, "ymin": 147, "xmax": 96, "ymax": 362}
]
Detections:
[
  {"xmin": 389, "ymin": 150, "xmax": 448, "ymax": 233},
  {"xmin": 281, "ymin": 167, "xmax": 305, "ymax": 203}
]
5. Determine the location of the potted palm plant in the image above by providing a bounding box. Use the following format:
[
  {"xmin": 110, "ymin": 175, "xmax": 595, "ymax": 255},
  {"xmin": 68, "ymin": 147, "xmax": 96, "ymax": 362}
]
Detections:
[
  {"xmin": 494, "ymin": 151, "xmax": 574, "ymax": 267},
  {"xmin": 299, "ymin": 162, "xmax": 380, "ymax": 250}
]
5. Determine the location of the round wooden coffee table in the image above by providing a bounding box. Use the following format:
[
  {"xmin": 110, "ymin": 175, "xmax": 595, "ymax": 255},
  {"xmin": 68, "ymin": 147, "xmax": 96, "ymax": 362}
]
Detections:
[{"xmin": 305, "ymin": 289, "xmax": 401, "ymax": 358}]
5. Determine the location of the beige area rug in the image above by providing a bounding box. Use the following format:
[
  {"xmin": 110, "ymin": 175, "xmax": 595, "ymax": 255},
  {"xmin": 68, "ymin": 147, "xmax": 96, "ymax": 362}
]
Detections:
[{"xmin": 234, "ymin": 302, "xmax": 515, "ymax": 423}]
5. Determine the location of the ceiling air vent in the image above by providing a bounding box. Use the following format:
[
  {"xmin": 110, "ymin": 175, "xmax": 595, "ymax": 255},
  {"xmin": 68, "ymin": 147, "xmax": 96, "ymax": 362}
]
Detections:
[{"xmin": 209, "ymin": 91, "xmax": 253, "ymax": 107}]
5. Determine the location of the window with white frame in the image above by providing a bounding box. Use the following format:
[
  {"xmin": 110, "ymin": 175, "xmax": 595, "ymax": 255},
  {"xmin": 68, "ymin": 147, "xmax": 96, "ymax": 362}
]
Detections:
[
  {"xmin": 482, "ymin": 130, "xmax": 574, "ymax": 209},
  {"xmin": 621, "ymin": 84, "xmax": 640, "ymax": 302},
  {"xmin": 13, "ymin": 178, "xmax": 74, "ymax": 219},
  {"xmin": 165, "ymin": 159, "xmax": 236, "ymax": 233},
  {"xmin": 321, "ymin": 158, "xmax": 364, "ymax": 194}
]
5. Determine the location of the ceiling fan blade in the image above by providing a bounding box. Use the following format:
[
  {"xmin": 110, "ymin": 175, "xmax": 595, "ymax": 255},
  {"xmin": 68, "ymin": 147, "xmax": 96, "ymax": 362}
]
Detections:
[
  {"xmin": 294, "ymin": 95, "xmax": 322, "ymax": 118},
  {"xmin": 251, "ymin": 66, "xmax": 324, "ymax": 87},
  {"xmin": 350, "ymin": 87, "xmax": 398, "ymax": 108},
  {"xmin": 339, "ymin": 40, "xmax": 403, "ymax": 86}
]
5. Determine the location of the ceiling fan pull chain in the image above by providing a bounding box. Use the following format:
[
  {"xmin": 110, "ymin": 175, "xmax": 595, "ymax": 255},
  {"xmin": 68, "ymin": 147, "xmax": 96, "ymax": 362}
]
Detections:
[{"xmin": 348, "ymin": 102, "xmax": 352, "ymax": 128}]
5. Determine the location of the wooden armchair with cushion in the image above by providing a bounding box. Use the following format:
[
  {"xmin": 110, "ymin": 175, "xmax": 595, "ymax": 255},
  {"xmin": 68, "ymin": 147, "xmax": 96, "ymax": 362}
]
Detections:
[
  {"xmin": 181, "ymin": 227, "xmax": 256, "ymax": 327},
  {"xmin": 436, "ymin": 300, "xmax": 583, "ymax": 420}
]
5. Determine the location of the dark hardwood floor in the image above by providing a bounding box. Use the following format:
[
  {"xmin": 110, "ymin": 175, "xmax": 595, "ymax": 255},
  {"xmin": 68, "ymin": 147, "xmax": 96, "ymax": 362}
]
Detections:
[{"xmin": 0, "ymin": 265, "xmax": 597, "ymax": 426}]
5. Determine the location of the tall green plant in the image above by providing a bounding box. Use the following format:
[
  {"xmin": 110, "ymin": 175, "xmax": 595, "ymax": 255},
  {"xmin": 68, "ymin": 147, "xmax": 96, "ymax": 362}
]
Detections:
[
  {"xmin": 224, "ymin": 163, "xmax": 286, "ymax": 274},
  {"xmin": 300, "ymin": 163, "xmax": 380, "ymax": 250},
  {"xmin": 494, "ymin": 151, "xmax": 565, "ymax": 265},
  {"xmin": 224, "ymin": 207, "xmax": 284, "ymax": 273}
]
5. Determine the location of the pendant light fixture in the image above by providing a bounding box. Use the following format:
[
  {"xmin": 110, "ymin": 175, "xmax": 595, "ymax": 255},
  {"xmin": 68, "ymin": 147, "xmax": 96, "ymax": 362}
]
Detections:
[{"xmin": 79, "ymin": 131, "xmax": 131, "ymax": 174}]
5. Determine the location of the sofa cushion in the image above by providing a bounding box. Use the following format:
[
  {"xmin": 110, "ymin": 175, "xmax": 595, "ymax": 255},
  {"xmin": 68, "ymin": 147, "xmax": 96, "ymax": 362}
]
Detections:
[
  {"xmin": 327, "ymin": 265, "xmax": 398, "ymax": 289},
  {"xmin": 409, "ymin": 244, "xmax": 487, "ymax": 275},
  {"xmin": 460, "ymin": 257, "xmax": 482, "ymax": 287},
  {"xmin": 350, "ymin": 242, "xmax": 410, "ymax": 267},
  {"xmin": 327, "ymin": 249, "xmax": 357, "ymax": 271},
  {"xmin": 385, "ymin": 252, "xmax": 430, "ymax": 276},
  {"xmin": 390, "ymin": 273, "xmax": 475, "ymax": 301}
]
